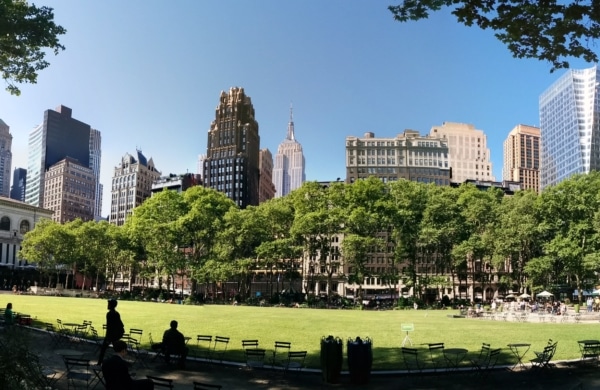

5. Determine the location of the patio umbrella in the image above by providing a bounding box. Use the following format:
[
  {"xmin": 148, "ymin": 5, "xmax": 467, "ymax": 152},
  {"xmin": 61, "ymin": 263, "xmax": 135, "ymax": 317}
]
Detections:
[
  {"xmin": 518, "ymin": 293, "xmax": 531, "ymax": 299},
  {"xmin": 592, "ymin": 289, "xmax": 600, "ymax": 297},
  {"xmin": 504, "ymin": 294, "xmax": 516, "ymax": 299},
  {"xmin": 536, "ymin": 291, "xmax": 554, "ymax": 298}
]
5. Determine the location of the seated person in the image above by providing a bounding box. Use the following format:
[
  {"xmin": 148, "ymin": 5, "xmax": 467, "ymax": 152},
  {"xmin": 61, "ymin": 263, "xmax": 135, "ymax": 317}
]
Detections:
[
  {"xmin": 4, "ymin": 303, "xmax": 14, "ymax": 325},
  {"xmin": 102, "ymin": 340, "xmax": 154, "ymax": 390},
  {"xmin": 161, "ymin": 320, "xmax": 189, "ymax": 368}
]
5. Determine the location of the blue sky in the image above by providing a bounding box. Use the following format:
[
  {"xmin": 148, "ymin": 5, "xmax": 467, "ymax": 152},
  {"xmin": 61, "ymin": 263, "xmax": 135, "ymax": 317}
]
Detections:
[{"xmin": 0, "ymin": 1, "xmax": 592, "ymax": 215}]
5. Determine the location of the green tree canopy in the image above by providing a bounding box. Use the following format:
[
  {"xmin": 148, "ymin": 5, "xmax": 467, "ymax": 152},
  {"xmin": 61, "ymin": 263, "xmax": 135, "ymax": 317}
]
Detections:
[{"xmin": 389, "ymin": 1, "xmax": 600, "ymax": 70}]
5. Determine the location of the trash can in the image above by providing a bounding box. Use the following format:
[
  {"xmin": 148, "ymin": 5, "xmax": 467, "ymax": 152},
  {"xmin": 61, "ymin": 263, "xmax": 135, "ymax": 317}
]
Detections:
[
  {"xmin": 347, "ymin": 337, "xmax": 372, "ymax": 385},
  {"xmin": 320, "ymin": 335, "xmax": 343, "ymax": 383}
]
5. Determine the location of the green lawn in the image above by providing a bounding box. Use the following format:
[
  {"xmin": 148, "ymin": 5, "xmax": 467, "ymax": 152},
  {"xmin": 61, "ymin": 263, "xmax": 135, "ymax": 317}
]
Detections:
[{"xmin": 4, "ymin": 295, "xmax": 596, "ymax": 370}]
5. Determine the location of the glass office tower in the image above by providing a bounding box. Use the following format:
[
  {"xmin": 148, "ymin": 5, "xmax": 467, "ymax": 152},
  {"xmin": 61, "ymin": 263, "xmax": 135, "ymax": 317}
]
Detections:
[{"xmin": 539, "ymin": 65, "xmax": 600, "ymax": 189}]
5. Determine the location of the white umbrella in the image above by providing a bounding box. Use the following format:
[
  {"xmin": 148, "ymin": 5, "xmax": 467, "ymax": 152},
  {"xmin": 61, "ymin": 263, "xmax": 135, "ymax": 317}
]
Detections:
[
  {"xmin": 536, "ymin": 291, "xmax": 554, "ymax": 298},
  {"xmin": 519, "ymin": 293, "xmax": 531, "ymax": 299},
  {"xmin": 505, "ymin": 294, "xmax": 516, "ymax": 299}
]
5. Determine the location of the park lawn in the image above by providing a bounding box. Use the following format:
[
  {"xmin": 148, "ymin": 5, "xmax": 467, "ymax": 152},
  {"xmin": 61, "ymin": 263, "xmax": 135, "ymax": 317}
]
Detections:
[{"xmin": 3, "ymin": 294, "xmax": 595, "ymax": 370}]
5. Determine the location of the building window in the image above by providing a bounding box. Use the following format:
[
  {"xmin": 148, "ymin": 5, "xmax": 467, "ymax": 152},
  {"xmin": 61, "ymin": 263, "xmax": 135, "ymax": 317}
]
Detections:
[{"xmin": 0, "ymin": 216, "xmax": 9, "ymax": 231}]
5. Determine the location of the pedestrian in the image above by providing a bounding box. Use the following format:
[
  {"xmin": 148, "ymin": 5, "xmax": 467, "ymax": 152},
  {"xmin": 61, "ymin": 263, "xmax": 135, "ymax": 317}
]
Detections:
[
  {"xmin": 587, "ymin": 296, "xmax": 593, "ymax": 313},
  {"xmin": 97, "ymin": 299, "xmax": 125, "ymax": 365}
]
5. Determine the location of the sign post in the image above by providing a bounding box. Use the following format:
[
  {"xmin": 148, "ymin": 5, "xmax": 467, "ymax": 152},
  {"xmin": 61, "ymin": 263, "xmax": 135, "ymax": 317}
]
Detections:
[{"xmin": 400, "ymin": 323, "xmax": 414, "ymax": 347}]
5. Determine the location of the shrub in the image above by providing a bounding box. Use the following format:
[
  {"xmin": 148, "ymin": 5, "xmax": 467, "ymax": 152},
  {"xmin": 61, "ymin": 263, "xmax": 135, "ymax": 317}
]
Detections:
[{"xmin": 0, "ymin": 330, "xmax": 48, "ymax": 389}]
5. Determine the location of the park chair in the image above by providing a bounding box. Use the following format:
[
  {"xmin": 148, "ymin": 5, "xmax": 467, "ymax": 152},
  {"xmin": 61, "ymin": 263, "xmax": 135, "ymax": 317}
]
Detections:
[
  {"xmin": 472, "ymin": 348, "xmax": 501, "ymax": 377},
  {"xmin": 193, "ymin": 381, "xmax": 222, "ymax": 390},
  {"xmin": 63, "ymin": 356, "xmax": 93, "ymax": 390},
  {"xmin": 147, "ymin": 375, "xmax": 174, "ymax": 389},
  {"xmin": 46, "ymin": 322, "xmax": 66, "ymax": 348},
  {"xmin": 427, "ymin": 342, "xmax": 445, "ymax": 371},
  {"xmin": 82, "ymin": 320, "xmax": 92, "ymax": 336},
  {"xmin": 195, "ymin": 335, "xmax": 213, "ymax": 360},
  {"xmin": 271, "ymin": 341, "xmax": 292, "ymax": 367},
  {"xmin": 245, "ymin": 348, "xmax": 266, "ymax": 369},
  {"xmin": 211, "ymin": 336, "xmax": 230, "ymax": 363},
  {"xmin": 283, "ymin": 351, "xmax": 307, "ymax": 375},
  {"xmin": 242, "ymin": 339, "xmax": 259, "ymax": 349},
  {"xmin": 402, "ymin": 347, "xmax": 423, "ymax": 374},
  {"xmin": 88, "ymin": 326, "xmax": 103, "ymax": 354},
  {"xmin": 126, "ymin": 337, "xmax": 151, "ymax": 368},
  {"xmin": 530, "ymin": 341, "xmax": 557, "ymax": 370},
  {"xmin": 470, "ymin": 343, "xmax": 491, "ymax": 367},
  {"xmin": 129, "ymin": 328, "xmax": 144, "ymax": 343}
]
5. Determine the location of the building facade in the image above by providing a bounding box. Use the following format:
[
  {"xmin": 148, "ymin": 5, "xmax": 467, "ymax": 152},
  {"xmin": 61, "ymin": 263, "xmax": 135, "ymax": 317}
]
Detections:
[
  {"xmin": 43, "ymin": 157, "xmax": 96, "ymax": 223},
  {"xmin": 10, "ymin": 168, "xmax": 26, "ymax": 202},
  {"xmin": 503, "ymin": 124, "xmax": 541, "ymax": 192},
  {"xmin": 0, "ymin": 197, "xmax": 53, "ymax": 268},
  {"xmin": 258, "ymin": 149, "xmax": 276, "ymax": 203},
  {"xmin": 273, "ymin": 107, "xmax": 305, "ymax": 197},
  {"xmin": 110, "ymin": 150, "xmax": 160, "ymax": 226},
  {"xmin": 539, "ymin": 65, "xmax": 600, "ymax": 189},
  {"xmin": 345, "ymin": 130, "xmax": 451, "ymax": 185},
  {"xmin": 151, "ymin": 173, "xmax": 201, "ymax": 194},
  {"xmin": 0, "ymin": 119, "xmax": 13, "ymax": 197},
  {"xmin": 203, "ymin": 87, "xmax": 260, "ymax": 208},
  {"xmin": 430, "ymin": 122, "xmax": 495, "ymax": 183},
  {"xmin": 25, "ymin": 105, "xmax": 97, "ymax": 209},
  {"xmin": 89, "ymin": 129, "xmax": 103, "ymax": 218}
]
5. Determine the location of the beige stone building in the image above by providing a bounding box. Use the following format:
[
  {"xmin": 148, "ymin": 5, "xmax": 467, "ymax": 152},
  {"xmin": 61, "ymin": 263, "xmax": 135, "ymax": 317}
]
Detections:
[
  {"xmin": 345, "ymin": 130, "xmax": 450, "ymax": 185},
  {"xmin": 110, "ymin": 150, "xmax": 160, "ymax": 226},
  {"xmin": 43, "ymin": 157, "xmax": 95, "ymax": 223},
  {"xmin": 503, "ymin": 124, "xmax": 540, "ymax": 193},
  {"xmin": 258, "ymin": 148, "xmax": 275, "ymax": 203},
  {"xmin": 430, "ymin": 122, "xmax": 495, "ymax": 184}
]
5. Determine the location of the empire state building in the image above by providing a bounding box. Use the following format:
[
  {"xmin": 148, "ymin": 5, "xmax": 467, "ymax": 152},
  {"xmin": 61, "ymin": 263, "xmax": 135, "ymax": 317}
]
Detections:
[{"xmin": 273, "ymin": 106, "xmax": 305, "ymax": 197}]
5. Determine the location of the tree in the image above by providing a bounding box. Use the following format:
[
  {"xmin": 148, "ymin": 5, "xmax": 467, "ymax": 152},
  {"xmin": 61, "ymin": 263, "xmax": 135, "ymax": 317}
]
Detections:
[
  {"xmin": 0, "ymin": 0, "xmax": 66, "ymax": 95},
  {"xmin": 389, "ymin": 1, "xmax": 600, "ymax": 70}
]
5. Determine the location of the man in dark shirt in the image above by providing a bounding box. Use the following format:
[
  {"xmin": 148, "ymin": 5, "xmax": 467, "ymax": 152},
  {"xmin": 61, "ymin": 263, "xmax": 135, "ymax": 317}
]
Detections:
[
  {"xmin": 162, "ymin": 320, "xmax": 188, "ymax": 368},
  {"xmin": 98, "ymin": 299, "xmax": 125, "ymax": 364},
  {"xmin": 102, "ymin": 340, "xmax": 154, "ymax": 390}
]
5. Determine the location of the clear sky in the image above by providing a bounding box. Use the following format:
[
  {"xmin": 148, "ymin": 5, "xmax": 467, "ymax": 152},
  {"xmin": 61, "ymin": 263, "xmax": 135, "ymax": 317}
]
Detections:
[{"xmin": 0, "ymin": 1, "xmax": 592, "ymax": 215}]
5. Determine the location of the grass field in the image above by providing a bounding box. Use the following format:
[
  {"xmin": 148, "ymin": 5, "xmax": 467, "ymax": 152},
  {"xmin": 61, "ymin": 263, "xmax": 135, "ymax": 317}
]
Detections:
[{"xmin": 3, "ymin": 294, "xmax": 596, "ymax": 370}]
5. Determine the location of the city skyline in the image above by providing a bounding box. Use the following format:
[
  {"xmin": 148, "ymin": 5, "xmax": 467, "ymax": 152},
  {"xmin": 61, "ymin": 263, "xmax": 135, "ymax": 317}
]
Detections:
[{"xmin": 0, "ymin": 1, "xmax": 595, "ymax": 215}]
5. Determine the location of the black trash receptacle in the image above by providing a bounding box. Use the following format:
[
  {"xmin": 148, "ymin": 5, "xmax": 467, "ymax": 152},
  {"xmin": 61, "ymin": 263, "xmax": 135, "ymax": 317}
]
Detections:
[
  {"xmin": 320, "ymin": 335, "xmax": 343, "ymax": 383},
  {"xmin": 347, "ymin": 337, "xmax": 372, "ymax": 385}
]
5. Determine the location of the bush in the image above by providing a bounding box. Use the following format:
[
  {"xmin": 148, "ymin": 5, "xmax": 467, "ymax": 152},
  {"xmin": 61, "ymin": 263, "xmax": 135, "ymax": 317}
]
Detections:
[{"xmin": 0, "ymin": 330, "xmax": 49, "ymax": 389}]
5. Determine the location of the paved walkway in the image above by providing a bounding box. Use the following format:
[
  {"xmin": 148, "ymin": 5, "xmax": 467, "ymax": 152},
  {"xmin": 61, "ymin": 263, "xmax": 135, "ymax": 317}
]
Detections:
[{"xmin": 11, "ymin": 327, "xmax": 600, "ymax": 389}]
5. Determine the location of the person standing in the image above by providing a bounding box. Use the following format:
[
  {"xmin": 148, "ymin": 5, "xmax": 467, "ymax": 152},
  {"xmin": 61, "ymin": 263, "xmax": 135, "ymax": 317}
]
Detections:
[
  {"xmin": 98, "ymin": 299, "xmax": 125, "ymax": 364},
  {"xmin": 102, "ymin": 340, "xmax": 154, "ymax": 390},
  {"xmin": 587, "ymin": 296, "xmax": 593, "ymax": 313}
]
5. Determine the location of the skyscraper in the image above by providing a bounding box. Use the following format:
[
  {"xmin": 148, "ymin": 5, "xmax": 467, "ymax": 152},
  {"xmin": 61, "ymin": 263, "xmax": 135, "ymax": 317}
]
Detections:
[
  {"xmin": 430, "ymin": 122, "xmax": 495, "ymax": 183},
  {"xmin": 273, "ymin": 106, "xmax": 305, "ymax": 197},
  {"xmin": 110, "ymin": 150, "xmax": 160, "ymax": 226},
  {"xmin": 89, "ymin": 128, "xmax": 103, "ymax": 218},
  {"xmin": 10, "ymin": 167, "xmax": 26, "ymax": 202},
  {"xmin": 503, "ymin": 124, "xmax": 541, "ymax": 192},
  {"xmin": 259, "ymin": 148, "xmax": 275, "ymax": 203},
  {"xmin": 0, "ymin": 119, "xmax": 13, "ymax": 197},
  {"xmin": 203, "ymin": 87, "xmax": 260, "ymax": 208},
  {"xmin": 25, "ymin": 105, "xmax": 97, "ymax": 208},
  {"xmin": 539, "ymin": 65, "xmax": 600, "ymax": 189}
]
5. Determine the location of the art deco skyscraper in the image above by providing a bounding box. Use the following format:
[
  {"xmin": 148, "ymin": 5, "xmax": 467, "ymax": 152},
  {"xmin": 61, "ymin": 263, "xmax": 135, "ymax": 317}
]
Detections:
[
  {"xmin": 430, "ymin": 122, "xmax": 495, "ymax": 183},
  {"xmin": 0, "ymin": 119, "xmax": 13, "ymax": 197},
  {"xmin": 203, "ymin": 87, "xmax": 260, "ymax": 208},
  {"xmin": 273, "ymin": 106, "xmax": 305, "ymax": 197},
  {"xmin": 259, "ymin": 148, "xmax": 275, "ymax": 203},
  {"xmin": 539, "ymin": 65, "xmax": 600, "ymax": 189},
  {"xmin": 503, "ymin": 124, "xmax": 540, "ymax": 192}
]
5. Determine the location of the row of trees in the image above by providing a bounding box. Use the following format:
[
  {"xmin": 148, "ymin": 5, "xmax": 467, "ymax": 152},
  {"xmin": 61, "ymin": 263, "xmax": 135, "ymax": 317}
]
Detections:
[{"xmin": 19, "ymin": 173, "xmax": 600, "ymax": 303}]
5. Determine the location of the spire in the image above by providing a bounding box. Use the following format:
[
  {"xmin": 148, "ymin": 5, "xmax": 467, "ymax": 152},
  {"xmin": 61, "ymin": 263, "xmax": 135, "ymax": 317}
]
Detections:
[{"xmin": 286, "ymin": 103, "xmax": 295, "ymax": 141}]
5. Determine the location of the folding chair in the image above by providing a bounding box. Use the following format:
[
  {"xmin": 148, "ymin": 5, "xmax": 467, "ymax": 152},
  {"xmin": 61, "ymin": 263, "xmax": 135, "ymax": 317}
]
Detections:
[
  {"xmin": 126, "ymin": 337, "xmax": 151, "ymax": 368},
  {"xmin": 472, "ymin": 348, "xmax": 501, "ymax": 377},
  {"xmin": 147, "ymin": 375, "xmax": 174, "ymax": 389},
  {"xmin": 46, "ymin": 322, "xmax": 66, "ymax": 348},
  {"xmin": 211, "ymin": 336, "xmax": 230, "ymax": 363},
  {"xmin": 63, "ymin": 356, "xmax": 93, "ymax": 390},
  {"xmin": 149, "ymin": 332, "xmax": 165, "ymax": 362},
  {"xmin": 88, "ymin": 327, "xmax": 104, "ymax": 354},
  {"xmin": 471, "ymin": 343, "xmax": 491, "ymax": 367},
  {"xmin": 271, "ymin": 341, "xmax": 291, "ymax": 367},
  {"xmin": 130, "ymin": 328, "xmax": 144, "ymax": 343},
  {"xmin": 427, "ymin": 342, "xmax": 445, "ymax": 371},
  {"xmin": 402, "ymin": 347, "xmax": 423, "ymax": 374},
  {"xmin": 245, "ymin": 348, "xmax": 266, "ymax": 368},
  {"xmin": 193, "ymin": 381, "xmax": 222, "ymax": 390},
  {"xmin": 195, "ymin": 335, "xmax": 213, "ymax": 360},
  {"xmin": 242, "ymin": 339, "xmax": 259, "ymax": 349},
  {"xmin": 284, "ymin": 351, "xmax": 307, "ymax": 375},
  {"xmin": 530, "ymin": 342, "xmax": 557, "ymax": 370}
]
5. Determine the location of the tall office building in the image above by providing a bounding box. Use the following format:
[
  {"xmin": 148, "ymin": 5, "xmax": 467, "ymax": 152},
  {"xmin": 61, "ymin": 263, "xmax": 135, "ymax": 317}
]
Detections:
[
  {"xmin": 89, "ymin": 129, "xmax": 103, "ymax": 218},
  {"xmin": 25, "ymin": 105, "xmax": 98, "ymax": 208},
  {"xmin": 430, "ymin": 122, "xmax": 495, "ymax": 183},
  {"xmin": 0, "ymin": 119, "xmax": 13, "ymax": 197},
  {"xmin": 203, "ymin": 87, "xmax": 260, "ymax": 208},
  {"xmin": 503, "ymin": 124, "xmax": 541, "ymax": 192},
  {"xmin": 43, "ymin": 157, "xmax": 96, "ymax": 223},
  {"xmin": 539, "ymin": 65, "xmax": 600, "ymax": 189},
  {"xmin": 345, "ymin": 130, "xmax": 450, "ymax": 185},
  {"xmin": 259, "ymin": 148, "xmax": 275, "ymax": 203},
  {"xmin": 110, "ymin": 150, "xmax": 160, "ymax": 226},
  {"xmin": 273, "ymin": 106, "xmax": 305, "ymax": 197},
  {"xmin": 10, "ymin": 167, "xmax": 26, "ymax": 202}
]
